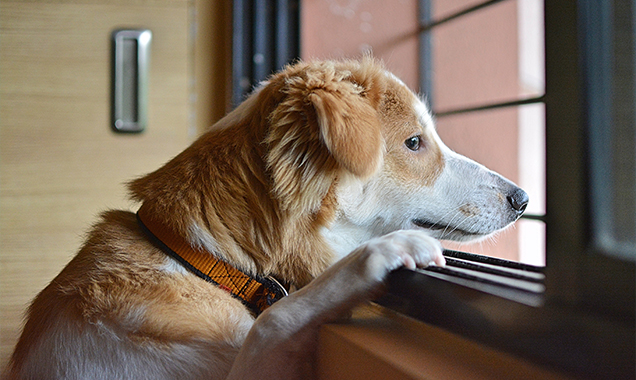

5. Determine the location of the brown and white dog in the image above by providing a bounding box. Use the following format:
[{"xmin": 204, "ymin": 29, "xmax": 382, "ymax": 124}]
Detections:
[{"xmin": 5, "ymin": 58, "xmax": 528, "ymax": 380}]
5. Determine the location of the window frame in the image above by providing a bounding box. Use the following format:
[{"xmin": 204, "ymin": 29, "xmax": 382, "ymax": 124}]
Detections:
[
  {"xmin": 546, "ymin": 0, "xmax": 635, "ymax": 321},
  {"xmin": 378, "ymin": 0, "xmax": 635, "ymax": 378}
]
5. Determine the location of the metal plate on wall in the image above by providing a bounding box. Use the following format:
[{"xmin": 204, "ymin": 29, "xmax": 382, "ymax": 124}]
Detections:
[{"xmin": 111, "ymin": 29, "xmax": 151, "ymax": 133}]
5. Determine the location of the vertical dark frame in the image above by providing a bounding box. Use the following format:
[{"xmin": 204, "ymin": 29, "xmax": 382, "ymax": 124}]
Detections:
[
  {"xmin": 543, "ymin": 0, "xmax": 587, "ymax": 307},
  {"xmin": 253, "ymin": 0, "xmax": 275, "ymax": 82},
  {"xmin": 232, "ymin": 0, "xmax": 253, "ymax": 107},
  {"xmin": 418, "ymin": 0, "xmax": 434, "ymax": 109},
  {"xmin": 545, "ymin": 0, "xmax": 635, "ymax": 321},
  {"xmin": 231, "ymin": 0, "xmax": 300, "ymax": 107},
  {"xmin": 275, "ymin": 0, "xmax": 300, "ymax": 69}
]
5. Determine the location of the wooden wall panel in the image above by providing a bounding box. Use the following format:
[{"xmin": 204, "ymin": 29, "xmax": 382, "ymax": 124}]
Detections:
[{"xmin": 0, "ymin": 0, "xmax": 191, "ymax": 365}]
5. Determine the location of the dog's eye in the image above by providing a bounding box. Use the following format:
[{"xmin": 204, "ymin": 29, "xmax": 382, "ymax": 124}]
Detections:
[{"xmin": 405, "ymin": 136, "xmax": 421, "ymax": 151}]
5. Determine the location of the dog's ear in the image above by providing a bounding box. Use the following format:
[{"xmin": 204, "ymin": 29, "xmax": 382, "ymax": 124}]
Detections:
[
  {"xmin": 265, "ymin": 61, "xmax": 385, "ymax": 214},
  {"xmin": 308, "ymin": 85, "xmax": 383, "ymax": 178}
]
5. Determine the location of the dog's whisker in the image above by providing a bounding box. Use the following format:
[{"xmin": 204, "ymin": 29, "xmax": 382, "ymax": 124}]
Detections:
[
  {"xmin": 443, "ymin": 213, "xmax": 473, "ymax": 239},
  {"xmin": 439, "ymin": 214, "xmax": 460, "ymax": 238},
  {"xmin": 442, "ymin": 211, "xmax": 469, "ymax": 236}
]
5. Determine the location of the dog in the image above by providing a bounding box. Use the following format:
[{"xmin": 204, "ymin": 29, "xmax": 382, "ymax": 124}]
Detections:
[{"xmin": 5, "ymin": 57, "xmax": 528, "ymax": 380}]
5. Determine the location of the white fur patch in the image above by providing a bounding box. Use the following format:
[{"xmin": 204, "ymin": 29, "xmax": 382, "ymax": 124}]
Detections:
[
  {"xmin": 159, "ymin": 256, "xmax": 189, "ymax": 275},
  {"xmin": 188, "ymin": 222, "xmax": 222, "ymax": 255}
]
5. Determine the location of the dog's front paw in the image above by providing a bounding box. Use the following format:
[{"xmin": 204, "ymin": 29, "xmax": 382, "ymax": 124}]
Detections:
[{"xmin": 354, "ymin": 230, "xmax": 445, "ymax": 283}]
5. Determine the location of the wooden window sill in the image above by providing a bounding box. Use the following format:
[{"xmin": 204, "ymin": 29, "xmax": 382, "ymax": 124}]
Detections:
[{"xmin": 317, "ymin": 304, "xmax": 576, "ymax": 380}]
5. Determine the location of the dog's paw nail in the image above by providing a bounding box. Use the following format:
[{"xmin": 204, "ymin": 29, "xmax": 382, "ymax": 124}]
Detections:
[{"xmin": 429, "ymin": 255, "xmax": 446, "ymax": 268}]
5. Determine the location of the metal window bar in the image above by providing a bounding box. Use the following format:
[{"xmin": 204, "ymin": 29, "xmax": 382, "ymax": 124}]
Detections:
[
  {"xmin": 419, "ymin": 0, "xmax": 434, "ymax": 109},
  {"xmin": 232, "ymin": 0, "xmax": 300, "ymax": 107},
  {"xmin": 435, "ymin": 95, "xmax": 546, "ymax": 117},
  {"xmin": 421, "ymin": 249, "xmax": 546, "ymax": 306},
  {"xmin": 381, "ymin": 249, "xmax": 545, "ymax": 311}
]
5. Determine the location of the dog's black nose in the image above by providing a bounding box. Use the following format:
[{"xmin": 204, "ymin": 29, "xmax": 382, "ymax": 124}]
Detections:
[{"xmin": 507, "ymin": 188, "xmax": 529, "ymax": 213}]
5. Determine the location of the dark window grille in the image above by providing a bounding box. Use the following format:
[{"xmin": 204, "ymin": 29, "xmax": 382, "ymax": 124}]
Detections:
[{"xmin": 232, "ymin": 0, "xmax": 300, "ymax": 107}]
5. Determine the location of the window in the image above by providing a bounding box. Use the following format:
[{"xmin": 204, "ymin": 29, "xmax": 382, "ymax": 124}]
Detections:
[
  {"xmin": 299, "ymin": 0, "xmax": 548, "ymax": 312},
  {"xmin": 545, "ymin": 0, "xmax": 635, "ymax": 326},
  {"xmin": 381, "ymin": 0, "xmax": 635, "ymax": 378},
  {"xmin": 237, "ymin": 1, "xmax": 635, "ymax": 377}
]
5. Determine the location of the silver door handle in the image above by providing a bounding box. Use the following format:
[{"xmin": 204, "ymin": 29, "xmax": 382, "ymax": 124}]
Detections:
[{"xmin": 111, "ymin": 29, "xmax": 151, "ymax": 133}]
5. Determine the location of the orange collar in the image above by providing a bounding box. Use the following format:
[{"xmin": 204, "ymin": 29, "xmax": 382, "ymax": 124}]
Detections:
[{"xmin": 136, "ymin": 204, "xmax": 288, "ymax": 315}]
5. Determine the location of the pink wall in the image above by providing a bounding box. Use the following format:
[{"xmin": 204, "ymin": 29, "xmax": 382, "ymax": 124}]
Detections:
[{"xmin": 301, "ymin": 0, "xmax": 419, "ymax": 90}]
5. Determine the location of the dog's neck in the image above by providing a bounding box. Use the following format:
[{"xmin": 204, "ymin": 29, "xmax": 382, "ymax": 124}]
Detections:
[
  {"xmin": 321, "ymin": 220, "xmax": 376, "ymax": 262},
  {"xmin": 136, "ymin": 203, "xmax": 288, "ymax": 315},
  {"xmin": 128, "ymin": 88, "xmax": 342, "ymax": 288}
]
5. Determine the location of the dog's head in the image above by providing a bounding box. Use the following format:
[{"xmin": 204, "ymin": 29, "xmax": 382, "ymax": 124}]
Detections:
[
  {"xmin": 129, "ymin": 57, "xmax": 528, "ymax": 283},
  {"xmin": 259, "ymin": 58, "xmax": 528, "ymax": 257}
]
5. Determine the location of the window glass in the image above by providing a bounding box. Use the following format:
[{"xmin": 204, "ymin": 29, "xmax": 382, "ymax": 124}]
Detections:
[
  {"xmin": 427, "ymin": 0, "xmax": 545, "ymax": 265},
  {"xmin": 431, "ymin": 0, "xmax": 490, "ymax": 20},
  {"xmin": 301, "ymin": 0, "xmax": 420, "ymax": 90}
]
